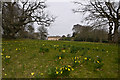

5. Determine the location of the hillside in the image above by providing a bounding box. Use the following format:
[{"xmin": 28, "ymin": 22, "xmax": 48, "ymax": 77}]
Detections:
[{"xmin": 2, "ymin": 39, "xmax": 118, "ymax": 78}]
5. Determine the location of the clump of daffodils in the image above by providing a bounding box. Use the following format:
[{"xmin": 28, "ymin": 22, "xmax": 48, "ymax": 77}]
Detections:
[
  {"xmin": 55, "ymin": 65, "xmax": 74, "ymax": 76},
  {"xmin": 6, "ymin": 56, "xmax": 11, "ymax": 59},
  {"xmin": 72, "ymin": 56, "xmax": 81, "ymax": 64}
]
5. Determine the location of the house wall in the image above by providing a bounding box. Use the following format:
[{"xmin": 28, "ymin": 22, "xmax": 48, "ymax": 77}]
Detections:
[{"xmin": 48, "ymin": 37, "xmax": 60, "ymax": 41}]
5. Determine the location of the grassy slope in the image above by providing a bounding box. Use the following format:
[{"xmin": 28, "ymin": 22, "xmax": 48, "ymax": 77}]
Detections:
[{"xmin": 2, "ymin": 39, "xmax": 118, "ymax": 78}]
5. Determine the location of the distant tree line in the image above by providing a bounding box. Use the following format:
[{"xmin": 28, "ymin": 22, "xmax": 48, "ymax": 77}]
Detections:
[
  {"xmin": 72, "ymin": 24, "xmax": 108, "ymax": 42},
  {"xmin": 1, "ymin": 0, "xmax": 55, "ymax": 39},
  {"xmin": 60, "ymin": 24, "xmax": 108, "ymax": 43}
]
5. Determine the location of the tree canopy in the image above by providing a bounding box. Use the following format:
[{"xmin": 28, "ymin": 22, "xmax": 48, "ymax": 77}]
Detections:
[
  {"xmin": 73, "ymin": 0, "xmax": 120, "ymax": 43},
  {"xmin": 2, "ymin": 0, "xmax": 55, "ymax": 39}
]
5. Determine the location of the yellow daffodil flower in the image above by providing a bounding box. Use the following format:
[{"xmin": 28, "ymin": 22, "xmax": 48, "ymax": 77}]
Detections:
[
  {"xmin": 6, "ymin": 56, "xmax": 10, "ymax": 58},
  {"xmin": 5, "ymin": 74, "xmax": 7, "ymax": 76},
  {"xmin": 56, "ymin": 67, "xmax": 58, "ymax": 69},
  {"xmin": 61, "ymin": 71, "xmax": 63, "ymax": 74},
  {"xmin": 60, "ymin": 68, "xmax": 62, "ymax": 70},
  {"xmin": 1, "ymin": 53, "xmax": 3, "ymax": 56},
  {"xmin": 68, "ymin": 65, "xmax": 71, "ymax": 67},
  {"xmin": 3, "ymin": 49, "xmax": 4, "ymax": 51},
  {"xmin": 31, "ymin": 72, "xmax": 34, "ymax": 75},
  {"xmin": 65, "ymin": 67, "xmax": 67, "ymax": 70},
  {"xmin": 16, "ymin": 48, "xmax": 18, "ymax": 50},
  {"xmin": 68, "ymin": 68, "xmax": 70, "ymax": 71},
  {"xmin": 62, "ymin": 50, "xmax": 65, "ymax": 53},
  {"xmin": 75, "ymin": 61, "xmax": 77, "ymax": 63},
  {"xmin": 72, "ymin": 68, "xmax": 74, "ymax": 71},
  {"xmin": 75, "ymin": 57, "xmax": 76, "ymax": 59},
  {"xmin": 97, "ymin": 61, "xmax": 100, "ymax": 63},
  {"xmin": 40, "ymin": 73, "xmax": 43, "ymax": 76},
  {"xmin": 59, "ymin": 57, "xmax": 61, "ymax": 59},
  {"xmin": 89, "ymin": 59, "xmax": 91, "ymax": 61},
  {"xmin": 84, "ymin": 57, "xmax": 87, "ymax": 60},
  {"xmin": 56, "ymin": 71, "xmax": 59, "ymax": 74}
]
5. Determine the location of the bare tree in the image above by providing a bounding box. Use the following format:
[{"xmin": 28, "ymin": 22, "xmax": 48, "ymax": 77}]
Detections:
[
  {"xmin": 38, "ymin": 26, "xmax": 48, "ymax": 40},
  {"xmin": 2, "ymin": 0, "xmax": 55, "ymax": 38},
  {"xmin": 73, "ymin": 0, "xmax": 120, "ymax": 43}
]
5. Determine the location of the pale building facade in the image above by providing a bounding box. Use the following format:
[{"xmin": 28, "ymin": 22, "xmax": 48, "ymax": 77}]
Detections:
[{"xmin": 47, "ymin": 36, "xmax": 61, "ymax": 41}]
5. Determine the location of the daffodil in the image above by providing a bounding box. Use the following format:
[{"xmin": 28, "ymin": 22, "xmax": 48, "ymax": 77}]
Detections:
[
  {"xmin": 62, "ymin": 50, "xmax": 65, "ymax": 53},
  {"xmin": 31, "ymin": 72, "xmax": 34, "ymax": 75},
  {"xmin": 60, "ymin": 68, "xmax": 62, "ymax": 70},
  {"xmin": 3, "ymin": 49, "xmax": 4, "ymax": 51},
  {"xmin": 6, "ymin": 56, "xmax": 10, "ymax": 58},
  {"xmin": 97, "ymin": 61, "xmax": 100, "ymax": 63},
  {"xmin": 68, "ymin": 68, "xmax": 70, "ymax": 71},
  {"xmin": 84, "ymin": 57, "xmax": 87, "ymax": 60},
  {"xmin": 68, "ymin": 65, "xmax": 71, "ymax": 67},
  {"xmin": 16, "ymin": 48, "xmax": 18, "ymax": 50},
  {"xmin": 60, "ymin": 71, "xmax": 63, "ymax": 74},
  {"xmin": 75, "ymin": 61, "xmax": 77, "ymax": 63},
  {"xmin": 75, "ymin": 57, "xmax": 76, "ymax": 59},
  {"xmin": 77, "ymin": 57, "xmax": 79, "ymax": 59},
  {"xmin": 78, "ymin": 61, "xmax": 80, "ymax": 63},
  {"xmin": 59, "ymin": 57, "xmax": 61, "ymax": 60},
  {"xmin": 56, "ymin": 71, "xmax": 59, "ymax": 74},
  {"xmin": 65, "ymin": 67, "xmax": 67, "ymax": 70},
  {"xmin": 1, "ymin": 53, "xmax": 3, "ymax": 56},
  {"xmin": 40, "ymin": 73, "xmax": 43, "ymax": 76},
  {"xmin": 5, "ymin": 74, "xmax": 7, "ymax": 76},
  {"xmin": 72, "ymin": 68, "xmax": 74, "ymax": 71},
  {"xmin": 56, "ymin": 67, "xmax": 58, "ymax": 69}
]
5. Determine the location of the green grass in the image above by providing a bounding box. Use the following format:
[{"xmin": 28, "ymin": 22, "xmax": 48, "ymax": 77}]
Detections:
[{"xmin": 1, "ymin": 39, "xmax": 118, "ymax": 78}]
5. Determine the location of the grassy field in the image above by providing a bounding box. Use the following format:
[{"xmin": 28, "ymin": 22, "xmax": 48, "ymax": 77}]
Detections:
[{"xmin": 1, "ymin": 39, "xmax": 118, "ymax": 78}]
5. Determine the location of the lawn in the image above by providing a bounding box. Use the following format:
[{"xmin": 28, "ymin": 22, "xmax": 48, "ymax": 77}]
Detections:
[{"xmin": 1, "ymin": 39, "xmax": 118, "ymax": 78}]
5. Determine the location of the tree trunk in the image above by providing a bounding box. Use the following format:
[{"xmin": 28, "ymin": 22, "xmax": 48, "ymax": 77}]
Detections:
[
  {"xmin": 113, "ymin": 22, "xmax": 119, "ymax": 43},
  {"xmin": 108, "ymin": 26, "xmax": 113, "ymax": 43}
]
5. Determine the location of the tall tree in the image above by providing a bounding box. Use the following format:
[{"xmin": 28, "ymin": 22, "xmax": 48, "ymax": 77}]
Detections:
[
  {"xmin": 2, "ymin": 0, "xmax": 55, "ymax": 38},
  {"xmin": 38, "ymin": 26, "xmax": 48, "ymax": 40},
  {"xmin": 73, "ymin": 0, "xmax": 120, "ymax": 43}
]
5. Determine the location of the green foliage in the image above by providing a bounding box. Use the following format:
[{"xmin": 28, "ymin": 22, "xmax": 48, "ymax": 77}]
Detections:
[
  {"xmin": 48, "ymin": 66, "xmax": 57, "ymax": 78},
  {"xmin": 39, "ymin": 47, "xmax": 49, "ymax": 53},
  {"xmin": 70, "ymin": 46, "xmax": 79, "ymax": 54}
]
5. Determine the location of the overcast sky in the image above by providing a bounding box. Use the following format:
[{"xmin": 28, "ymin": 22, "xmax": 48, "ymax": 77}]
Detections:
[
  {"xmin": 35, "ymin": 0, "xmax": 119, "ymax": 36},
  {"xmin": 45, "ymin": 1, "xmax": 84, "ymax": 36}
]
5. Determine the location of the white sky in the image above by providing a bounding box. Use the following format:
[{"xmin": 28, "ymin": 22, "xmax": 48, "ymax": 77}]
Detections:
[
  {"xmin": 32, "ymin": 0, "xmax": 119, "ymax": 36},
  {"xmin": 44, "ymin": 1, "xmax": 84, "ymax": 36}
]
